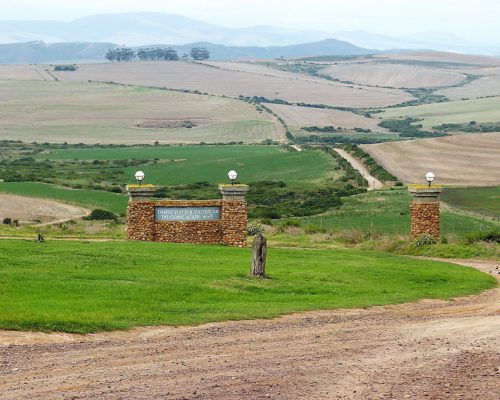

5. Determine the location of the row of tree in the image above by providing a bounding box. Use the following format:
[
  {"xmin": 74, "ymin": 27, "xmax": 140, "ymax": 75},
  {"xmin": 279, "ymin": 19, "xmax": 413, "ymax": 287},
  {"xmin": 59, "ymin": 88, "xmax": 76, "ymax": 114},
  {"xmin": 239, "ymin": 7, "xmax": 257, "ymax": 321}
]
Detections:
[{"xmin": 105, "ymin": 47, "xmax": 210, "ymax": 62}]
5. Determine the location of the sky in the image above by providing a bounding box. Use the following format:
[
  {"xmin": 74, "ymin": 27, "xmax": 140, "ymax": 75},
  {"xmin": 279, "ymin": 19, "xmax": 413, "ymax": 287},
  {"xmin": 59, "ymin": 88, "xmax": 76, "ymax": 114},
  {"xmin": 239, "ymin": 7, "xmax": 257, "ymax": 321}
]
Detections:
[{"xmin": 1, "ymin": 0, "xmax": 499, "ymax": 44}]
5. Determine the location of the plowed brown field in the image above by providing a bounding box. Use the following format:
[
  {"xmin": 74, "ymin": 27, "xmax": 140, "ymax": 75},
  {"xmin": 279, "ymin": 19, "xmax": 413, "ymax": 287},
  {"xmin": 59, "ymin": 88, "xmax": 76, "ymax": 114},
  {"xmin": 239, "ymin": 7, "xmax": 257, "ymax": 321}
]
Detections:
[
  {"xmin": 361, "ymin": 132, "xmax": 500, "ymax": 185},
  {"xmin": 324, "ymin": 62, "xmax": 466, "ymax": 88},
  {"xmin": 53, "ymin": 61, "xmax": 414, "ymax": 108}
]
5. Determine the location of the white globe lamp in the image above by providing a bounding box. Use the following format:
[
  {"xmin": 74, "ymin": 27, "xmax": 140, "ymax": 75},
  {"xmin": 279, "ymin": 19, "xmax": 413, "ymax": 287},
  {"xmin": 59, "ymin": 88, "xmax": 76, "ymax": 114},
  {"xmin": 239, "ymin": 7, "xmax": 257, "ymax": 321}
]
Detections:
[
  {"xmin": 425, "ymin": 172, "xmax": 435, "ymax": 187},
  {"xmin": 135, "ymin": 171, "xmax": 145, "ymax": 186},
  {"xmin": 228, "ymin": 170, "xmax": 238, "ymax": 185}
]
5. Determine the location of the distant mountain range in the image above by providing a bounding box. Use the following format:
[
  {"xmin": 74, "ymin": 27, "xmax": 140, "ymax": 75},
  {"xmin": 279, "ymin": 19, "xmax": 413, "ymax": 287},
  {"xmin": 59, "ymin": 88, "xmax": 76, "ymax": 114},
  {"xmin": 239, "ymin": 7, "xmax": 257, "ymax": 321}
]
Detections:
[
  {"xmin": 334, "ymin": 31, "xmax": 500, "ymax": 56},
  {"xmin": 0, "ymin": 39, "xmax": 375, "ymax": 64},
  {"xmin": 0, "ymin": 12, "xmax": 498, "ymax": 64},
  {"xmin": 0, "ymin": 12, "xmax": 330, "ymax": 47}
]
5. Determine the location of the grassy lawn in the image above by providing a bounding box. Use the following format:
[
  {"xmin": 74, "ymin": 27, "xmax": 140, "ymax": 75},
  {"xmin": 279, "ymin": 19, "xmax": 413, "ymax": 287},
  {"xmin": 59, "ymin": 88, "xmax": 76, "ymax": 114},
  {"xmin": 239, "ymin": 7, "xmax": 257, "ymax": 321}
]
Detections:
[
  {"xmin": 0, "ymin": 240, "xmax": 495, "ymax": 333},
  {"xmin": 39, "ymin": 145, "xmax": 339, "ymax": 185},
  {"xmin": 441, "ymin": 187, "xmax": 500, "ymax": 218},
  {"xmin": 300, "ymin": 189, "xmax": 498, "ymax": 237},
  {"xmin": 0, "ymin": 182, "xmax": 128, "ymax": 214}
]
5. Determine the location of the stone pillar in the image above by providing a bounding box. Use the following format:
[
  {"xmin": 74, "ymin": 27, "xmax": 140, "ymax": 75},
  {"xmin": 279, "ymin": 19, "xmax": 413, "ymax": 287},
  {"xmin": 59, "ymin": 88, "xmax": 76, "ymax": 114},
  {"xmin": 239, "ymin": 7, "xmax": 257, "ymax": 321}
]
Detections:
[
  {"xmin": 409, "ymin": 186, "xmax": 442, "ymax": 240},
  {"xmin": 126, "ymin": 185, "xmax": 156, "ymax": 241},
  {"xmin": 219, "ymin": 184, "xmax": 249, "ymax": 247}
]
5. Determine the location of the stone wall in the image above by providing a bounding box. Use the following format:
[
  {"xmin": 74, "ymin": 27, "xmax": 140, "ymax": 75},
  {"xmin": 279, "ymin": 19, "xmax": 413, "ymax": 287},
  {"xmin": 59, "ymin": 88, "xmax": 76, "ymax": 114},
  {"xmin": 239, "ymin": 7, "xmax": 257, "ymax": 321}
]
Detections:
[
  {"xmin": 410, "ymin": 202, "xmax": 440, "ymax": 239},
  {"xmin": 127, "ymin": 199, "xmax": 247, "ymax": 247},
  {"xmin": 220, "ymin": 201, "xmax": 248, "ymax": 248},
  {"xmin": 127, "ymin": 201, "xmax": 155, "ymax": 241}
]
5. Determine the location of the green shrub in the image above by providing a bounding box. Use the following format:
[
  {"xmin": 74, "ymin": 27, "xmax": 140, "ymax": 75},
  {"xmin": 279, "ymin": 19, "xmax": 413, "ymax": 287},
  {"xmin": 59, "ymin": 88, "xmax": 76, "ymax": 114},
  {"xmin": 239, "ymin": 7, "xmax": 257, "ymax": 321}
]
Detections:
[
  {"xmin": 3, "ymin": 217, "xmax": 12, "ymax": 225},
  {"xmin": 379, "ymin": 118, "xmax": 447, "ymax": 138},
  {"xmin": 334, "ymin": 229, "xmax": 368, "ymax": 245},
  {"xmin": 54, "ymin": 64, "xmax": 77, "ymax": 72},
  {"xmin": 464, "ymin": 229, "xmax": 500, "ymax": 244},
  {"xmin": 305, "ymin": 224, "xmax": 326, "ymax": 234},
  {"xmin": 84, "ymin": 209, "xmax": 116, "ymax": 221},
  {"xmin": 411, "ymin": 234, "xmax": 437, "ymax": 248},
  {"xmin": 260, "ymin": 218, "xmax": 273, "ymax": 226},
  {"xmin": 280, "ymin": 219, "xmax": 301, "ymax": 228},
  {"xmin": 247, "ymin": 225, "xmax": 264, "ymax": 236}
]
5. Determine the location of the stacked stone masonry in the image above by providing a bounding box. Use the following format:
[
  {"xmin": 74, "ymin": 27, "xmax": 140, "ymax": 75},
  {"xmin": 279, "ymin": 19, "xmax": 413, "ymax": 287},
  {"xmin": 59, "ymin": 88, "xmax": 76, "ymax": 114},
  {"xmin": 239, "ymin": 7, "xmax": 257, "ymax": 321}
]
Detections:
[
  {"xmin": 127, "ymin": 199, "xmax": 247, "ymax": 247},
  {"xmin": 411, "ymin": 202, "xmax": 440, "ymax": 239}
]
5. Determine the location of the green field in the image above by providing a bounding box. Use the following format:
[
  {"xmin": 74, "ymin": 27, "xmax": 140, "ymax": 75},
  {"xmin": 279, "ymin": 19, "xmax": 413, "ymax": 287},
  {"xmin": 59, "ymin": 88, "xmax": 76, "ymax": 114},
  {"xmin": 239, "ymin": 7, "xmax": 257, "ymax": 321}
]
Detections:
[
  {"xmin": 380, "ymin": 97, "xmax": 500, "ymax": 129},
  {"xmin": 0, "ymin": 240, "xmax": 495, "ymax": 333},
  {"xmin": 1, "ymin": 145, "xmax": 349, "ymax": 219},
  {"xmin": 39, "ymin": 145, "xmax": 339, "ymax": 185},
  {"xmin": 0, "ymin": 182, "xmax": 128, "ymax": 214},
  {"xmin": 301, "ymin": 190, "xmax": 498, "ymax": 237},
  {"xmin": 441, "ymin": 187, "xmax": 500, "ymax": 218}
]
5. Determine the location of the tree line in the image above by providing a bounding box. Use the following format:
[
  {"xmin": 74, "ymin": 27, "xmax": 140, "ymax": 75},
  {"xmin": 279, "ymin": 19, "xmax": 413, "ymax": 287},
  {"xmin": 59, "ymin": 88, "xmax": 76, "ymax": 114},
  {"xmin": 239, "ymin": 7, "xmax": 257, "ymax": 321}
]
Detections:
[{"xmin": 105, "ymin": 47, "xmax": 210, "ymax": 62}]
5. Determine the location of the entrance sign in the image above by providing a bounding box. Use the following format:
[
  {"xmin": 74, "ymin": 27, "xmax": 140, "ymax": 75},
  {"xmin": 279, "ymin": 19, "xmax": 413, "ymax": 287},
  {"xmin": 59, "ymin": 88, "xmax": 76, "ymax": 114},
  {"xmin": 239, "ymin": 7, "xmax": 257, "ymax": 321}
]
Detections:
[
  {"xmin": 126, "ymin": 184, "xmax": 249, "ymax": 247},
  {"xmin": 155, "ymin": 207, "xmax": 220, "ymax": 222}
]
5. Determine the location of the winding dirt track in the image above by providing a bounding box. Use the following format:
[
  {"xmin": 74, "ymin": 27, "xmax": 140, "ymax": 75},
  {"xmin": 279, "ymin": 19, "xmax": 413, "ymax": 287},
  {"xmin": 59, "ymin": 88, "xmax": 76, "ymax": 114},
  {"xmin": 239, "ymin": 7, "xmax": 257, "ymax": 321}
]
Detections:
[
  {"xmin": 1, "ymin": 259, "xmax": 498, "ymax": 399},
  {"xmin": 334, "ymin": 148, "xmax": 384, "ymax": 190}
]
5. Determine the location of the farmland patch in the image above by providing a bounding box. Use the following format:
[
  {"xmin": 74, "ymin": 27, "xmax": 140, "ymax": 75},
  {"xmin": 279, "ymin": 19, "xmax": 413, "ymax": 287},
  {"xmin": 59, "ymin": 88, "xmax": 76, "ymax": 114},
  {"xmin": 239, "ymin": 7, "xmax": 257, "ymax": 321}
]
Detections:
[{"xmin": 361, "ymin": 133, "xmax": 500, "ymax": 186}]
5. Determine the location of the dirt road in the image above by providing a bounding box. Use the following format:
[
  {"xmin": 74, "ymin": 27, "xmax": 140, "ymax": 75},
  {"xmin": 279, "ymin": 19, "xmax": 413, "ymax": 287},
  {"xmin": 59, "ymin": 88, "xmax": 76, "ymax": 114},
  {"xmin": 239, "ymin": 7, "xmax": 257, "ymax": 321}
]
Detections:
[
  {"xmin": 334, "ymin": 148, "xmax": 384, "ymax": 190},
  {"xmin": 1, "ymin": 259, "xmax": 498, "ymax": 399}
]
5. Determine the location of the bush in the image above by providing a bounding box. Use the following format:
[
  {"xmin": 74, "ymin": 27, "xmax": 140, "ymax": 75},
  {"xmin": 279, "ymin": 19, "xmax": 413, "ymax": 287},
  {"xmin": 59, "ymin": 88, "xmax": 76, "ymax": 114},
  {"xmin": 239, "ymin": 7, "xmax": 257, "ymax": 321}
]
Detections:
[
  {"xmin": 54, "ymin": 64, "xmax": 77, "ymax": 72},
  {"xmin": 84, "ymin": 209, "xmax": 116, "ymax": 221},
  {"xmin": 411, "ymin": 234, "xmax": 437, "ymax": 248},
  {"xmin": 260, "ymin": 218, "xmax": 273, "ymax": 226},
  {"xmin": 247, "ymin": 225, "xmax": 264, "ymax": 236},
  {"xmin": 280, "ymin": 219, "xmax": 301, "ymax": 228},
  {"xmin": 379, "ymin": 118, "xmax": 447, "ymax": 138},
  {"xmin": 305, "ymin": 224, "xmax": 326, "ymax": 234},
  {"xmin": 464, "ymin": 229, "xmax": 500, "ymax": 244},
  {"xmin": 334, "ymin": 229, "xmax": 367, "ymax": 245},
  {"xmin": 3, "ymin": 217, "xmax": 12, "ymax": 225}
]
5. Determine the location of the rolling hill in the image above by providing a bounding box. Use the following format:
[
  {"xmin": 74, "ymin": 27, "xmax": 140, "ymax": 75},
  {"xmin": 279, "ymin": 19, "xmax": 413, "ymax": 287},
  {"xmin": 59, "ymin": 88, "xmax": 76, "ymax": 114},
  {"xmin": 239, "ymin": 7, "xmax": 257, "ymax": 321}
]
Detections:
[
  {"xmin": 0, "ymin": 12, "xmax": 332, "ymax": 47},
  {"xmin": 0, "ymin": 38, "xmax": 375, "ymax": 64}
]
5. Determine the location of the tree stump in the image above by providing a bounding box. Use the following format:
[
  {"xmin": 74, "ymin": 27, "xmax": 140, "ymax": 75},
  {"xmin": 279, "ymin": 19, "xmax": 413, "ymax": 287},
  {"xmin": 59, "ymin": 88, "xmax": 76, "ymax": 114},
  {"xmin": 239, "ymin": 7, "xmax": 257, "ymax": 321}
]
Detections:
[{"xmin": 251, "ymin": 233, "xmax": 267, "ymax": 277}]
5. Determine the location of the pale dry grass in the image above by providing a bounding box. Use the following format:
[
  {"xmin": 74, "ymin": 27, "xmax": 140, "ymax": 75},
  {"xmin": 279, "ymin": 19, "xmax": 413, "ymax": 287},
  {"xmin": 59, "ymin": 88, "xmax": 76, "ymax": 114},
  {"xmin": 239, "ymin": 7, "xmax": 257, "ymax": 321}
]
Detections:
[
  {"xmin": 437, "ymin": 67, "xmax": 500, "ymax": 99},
  {"xmin": 54, "ymin": 61, "xmax": 414, "ymax": 108},
  {"xmin": 375, "ymin": 51, "xmax": 500, "ymax": 66},
  {"xmin": 200, "ymin": 61, "xmax": 304, "ymax": 79},
  {"xmin": 0, "ymin": 80, "xmax": 283, "ymax": 144},
  {"xmin": 324, "ymin": 62, "xmax": 466, "ymax": 88},
  {"xmin": 0, "ymin": 65, "xmax": 52, "ymax": 81},
  {"xmin": 380, "ymin": 96, "xmax": 500, "ymax": 129},
  {"xmin": 265, "ymin": 103, "xmax": 387, "ymax": 131},
  {"xmin": 361, "ymin": 132, "xmax": 500, "ymax": 186}
]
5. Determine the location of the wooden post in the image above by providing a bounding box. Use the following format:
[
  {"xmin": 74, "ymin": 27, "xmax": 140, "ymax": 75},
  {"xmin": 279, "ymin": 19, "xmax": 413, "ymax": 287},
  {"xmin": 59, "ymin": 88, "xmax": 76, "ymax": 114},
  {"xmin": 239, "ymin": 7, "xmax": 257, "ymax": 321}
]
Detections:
[{"xmin": 251, "ymin": 233, "xmax": 267, "ymax": 277}]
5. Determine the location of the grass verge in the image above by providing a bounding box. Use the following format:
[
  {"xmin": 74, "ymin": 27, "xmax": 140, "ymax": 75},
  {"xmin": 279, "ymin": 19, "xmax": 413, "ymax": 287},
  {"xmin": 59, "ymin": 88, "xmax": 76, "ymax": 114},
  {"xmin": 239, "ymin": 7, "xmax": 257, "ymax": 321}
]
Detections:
[{"xmin": 0, "ymin": 240, "xmax": 495, "ymax": 333}]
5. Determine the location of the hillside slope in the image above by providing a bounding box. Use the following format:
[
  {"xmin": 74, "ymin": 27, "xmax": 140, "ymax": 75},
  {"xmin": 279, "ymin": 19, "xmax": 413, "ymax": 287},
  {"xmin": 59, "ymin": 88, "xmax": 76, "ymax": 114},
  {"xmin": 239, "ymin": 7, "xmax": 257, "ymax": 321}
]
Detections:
[{"xmin": 0, "ymin": 38, "xmax": 374, "ymax": 64}]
